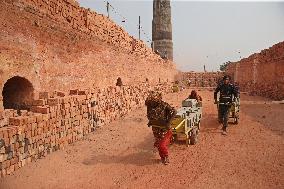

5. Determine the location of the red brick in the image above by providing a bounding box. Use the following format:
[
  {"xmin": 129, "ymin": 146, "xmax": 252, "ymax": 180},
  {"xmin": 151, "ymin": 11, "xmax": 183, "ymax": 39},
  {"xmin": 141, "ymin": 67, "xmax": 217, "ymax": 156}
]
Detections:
[
  {"xmin": 31, "ymin": 106, "xmax": 50, "ymax": 114},
  {"xmin": 35, "ymin": 114, "xmax": 43, "ymax": 123},
  {"xmin": 20, "ymin": 110, "xmax": 28, "ymax": 116},
  {"xmin": 78, "ymin": 90, "xmax": 87, "ymax": 95},
  {"xmin": 62, "ymin": 97, "xmax": 71, "ymax": 104},
  {"xmin": 9, "ymin": 117, "xmax": 23, "ymax": 126},
  {"xmin": 39, "ymin": 92, "xmax": 49, "ymax": 100},
  {"xmin": 2, "ymin": 129, "xmax": 9, "ymax": 142},
  {"xmin": 28, "ymin": 116, "xmax": 36, "ymax": 124},
  {"xmin": 14, "ymin": 163, "xmax": 20, "ymax": 171},
  {"xmin": 47, "ymin": 98, "xmax": 59, "ymax": 106},
  {"xmin": 0, "ymin": 130, "xmax": 4, "ymax": 139},
  {"xmin": 7, "ymin": 128, "xmax": 17, "ymax": 138},
  {"xmin": 69, "ymin": 89, "xmax": 79, "ymax": 95},
  {"xmin": 10, "ymin": 156, "xmax": 19, "ymax": 165},
  {"xmin": 0, "ymin": 110, "xmax": 3, "ymax": 119},
  {"xmin": 1, "ymin": 160, "xmax": 10, "ymax": 169},
  {"xmin": 6, "ymin": 164, "xmax": 15, "ymax": 175},
  {"xmin": 14, "ymin": 142, "xmax": 20, "ymax": 151},
  {"xmin": 26, "ymin": 124, "xmax": 32, "ymax": 131},
  {"xmin": 22, "ymin": 116, "xmax": 29, "ymax": 125},
  {"xmin": 42, "ymin": 114, "xmax": 49, "ymax": 122},
  {"xmin": 57, "ymin": 91, "xmax": 65, "ymax": 97},
  {"xmin": 33, "ymin": 99, "xmax": 46, "ymax": 106},
  {"xmin": 25, "ymin": 131, "xmax": 32, "ymax": 138},
  {"xmin": 1, "ymin": 169, "xmax": 6, "ymax": 178}
]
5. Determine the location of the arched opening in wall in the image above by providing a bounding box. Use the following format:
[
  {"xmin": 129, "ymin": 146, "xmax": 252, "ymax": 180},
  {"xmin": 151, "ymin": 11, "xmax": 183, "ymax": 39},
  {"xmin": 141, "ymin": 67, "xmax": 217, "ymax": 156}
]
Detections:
[{"xmin": 2, "ymin": 76, "xmax": 34, "ymax": 110}]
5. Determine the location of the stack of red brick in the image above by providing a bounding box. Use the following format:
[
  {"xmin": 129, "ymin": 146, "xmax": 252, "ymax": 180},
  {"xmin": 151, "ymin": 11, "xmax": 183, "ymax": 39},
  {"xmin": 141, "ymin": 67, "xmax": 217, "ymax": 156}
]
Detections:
[
  {"xmin": 182, "ymin": 72, "xmax": 224, "ymax": 87},
  {"xmin": 0, "ymin": 83, "xmax": 172, "ymax": 177},
  {"xmin": 0, "ymin": 110, "xmax": 17, "ymax": 129},
  {"xmin": 226, "ymin": 41, "xmax": 284, "ymax": 100},
  {"xmin": 6, "ymin": 0, "xmax": 163, "ymax": 61}
]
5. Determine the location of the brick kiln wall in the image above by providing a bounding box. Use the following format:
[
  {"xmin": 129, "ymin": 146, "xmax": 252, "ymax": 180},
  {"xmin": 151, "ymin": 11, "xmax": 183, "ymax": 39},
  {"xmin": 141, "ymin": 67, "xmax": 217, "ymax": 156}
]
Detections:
[
  {"xmin": 0, "ymin": 0, "xmax": 177, "ymax": 107},
  {"xmin": 0, "ymin": 0, "xmax": 177, "ymax": 176},
  {"xmin": 0, "ymin": 83, "xmax": 172, "ymax": 177},
  {"xmin": 181, "ymin": 72, "xmax": 224, "ymax": 87},
  {"xmin": 226, "ymin": 42, "xmax": 284, "ymax": 100},
  {"xmin": 15, "ymin": 0, "xmax": 155, "ymax": 56}
]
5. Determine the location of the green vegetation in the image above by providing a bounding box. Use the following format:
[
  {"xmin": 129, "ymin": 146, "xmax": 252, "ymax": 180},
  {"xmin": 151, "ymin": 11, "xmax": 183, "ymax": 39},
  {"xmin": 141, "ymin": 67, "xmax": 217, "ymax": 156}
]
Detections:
[{"xmin": 220, "ymin": 61, "xmax": 232, "ymax": 71}]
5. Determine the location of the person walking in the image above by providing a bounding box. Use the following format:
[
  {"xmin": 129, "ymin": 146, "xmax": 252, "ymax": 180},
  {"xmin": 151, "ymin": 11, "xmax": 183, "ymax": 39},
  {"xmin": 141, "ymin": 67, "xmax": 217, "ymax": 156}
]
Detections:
[
  {"xmin": 145, "ymin": 91, "xmax": 176, "ymax": 165},
  {"xmin": 214, "ymin": 75, "xmax": 238, "ymax": 135}
]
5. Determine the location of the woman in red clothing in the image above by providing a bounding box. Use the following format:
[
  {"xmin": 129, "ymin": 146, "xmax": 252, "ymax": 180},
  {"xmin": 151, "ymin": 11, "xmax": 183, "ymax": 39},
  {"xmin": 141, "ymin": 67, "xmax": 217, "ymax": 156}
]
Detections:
[{"xmin": 145, "ymin": 91, "xmax": 176, "ymax": 165}]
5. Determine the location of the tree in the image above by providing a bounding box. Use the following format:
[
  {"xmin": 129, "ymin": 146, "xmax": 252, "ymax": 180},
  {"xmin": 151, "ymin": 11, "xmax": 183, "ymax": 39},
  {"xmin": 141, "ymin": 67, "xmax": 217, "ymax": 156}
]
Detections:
[{"xmin": 220, "ymin": 61, "xmax": 232, "ymax": 71}]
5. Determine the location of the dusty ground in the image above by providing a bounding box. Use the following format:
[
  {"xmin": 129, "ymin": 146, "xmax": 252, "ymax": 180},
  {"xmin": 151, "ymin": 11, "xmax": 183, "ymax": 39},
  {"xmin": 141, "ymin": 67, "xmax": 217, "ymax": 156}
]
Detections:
[{"xmin": 0, "ymin": 89, "xmax": 283, "ymax": 189}]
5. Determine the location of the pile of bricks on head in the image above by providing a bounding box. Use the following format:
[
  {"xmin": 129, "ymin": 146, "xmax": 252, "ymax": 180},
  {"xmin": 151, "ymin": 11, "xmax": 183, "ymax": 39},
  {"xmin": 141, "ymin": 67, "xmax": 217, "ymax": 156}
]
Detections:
[{"xmin": 0, "ymin": 83, "xmax": 171, "ymax": 177}]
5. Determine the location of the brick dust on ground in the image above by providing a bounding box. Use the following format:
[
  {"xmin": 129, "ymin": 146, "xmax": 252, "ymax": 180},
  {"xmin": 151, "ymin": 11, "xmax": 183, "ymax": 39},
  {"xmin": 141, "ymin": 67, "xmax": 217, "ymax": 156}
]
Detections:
[{"xmin": 0, "ymin": 89, "xmax": 283, "ymax": 189}]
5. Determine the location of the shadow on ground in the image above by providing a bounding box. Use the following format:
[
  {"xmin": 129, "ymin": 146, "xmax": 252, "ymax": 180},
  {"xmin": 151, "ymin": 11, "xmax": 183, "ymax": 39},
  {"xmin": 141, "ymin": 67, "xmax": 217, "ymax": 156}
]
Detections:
[
  {"xmin": 82, "ymin": 134, "xmax": 159, "ymax": 166},
  {"xmin": 241, "ymin": 104, "xmax": 284, "ymax": 137},
  {"xmin": 201, "ymin": 113, "xmax": 222, "ymax": 134}
]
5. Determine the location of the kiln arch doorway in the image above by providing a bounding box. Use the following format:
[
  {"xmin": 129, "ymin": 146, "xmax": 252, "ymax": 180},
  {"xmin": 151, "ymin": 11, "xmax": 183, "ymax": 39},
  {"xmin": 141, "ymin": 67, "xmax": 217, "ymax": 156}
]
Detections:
[{"xmin": 2, "ymin": 76, "xmax": 34, "ymax": 110}]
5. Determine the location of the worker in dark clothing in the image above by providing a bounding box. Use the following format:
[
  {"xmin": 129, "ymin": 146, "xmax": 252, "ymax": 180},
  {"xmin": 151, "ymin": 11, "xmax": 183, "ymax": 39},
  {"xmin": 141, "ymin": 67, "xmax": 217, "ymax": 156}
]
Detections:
[
  {"xmin": 234, "ymin": 82, "xmax": 240, "ymax": 96},
  {"xmin": 145, "ymin": 91, "xmax": 176, "ymax": 165},
  {"xmin": 214, "ymin": 75, "xmax": 238, "ymax": 135}
]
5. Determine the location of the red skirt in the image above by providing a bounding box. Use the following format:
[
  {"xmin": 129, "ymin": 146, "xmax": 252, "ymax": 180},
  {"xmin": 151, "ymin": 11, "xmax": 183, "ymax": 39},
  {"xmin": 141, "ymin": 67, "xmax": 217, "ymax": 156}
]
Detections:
[{"xmin": 152, "ymin": 127, "xmax": 173, "ymax": 158}]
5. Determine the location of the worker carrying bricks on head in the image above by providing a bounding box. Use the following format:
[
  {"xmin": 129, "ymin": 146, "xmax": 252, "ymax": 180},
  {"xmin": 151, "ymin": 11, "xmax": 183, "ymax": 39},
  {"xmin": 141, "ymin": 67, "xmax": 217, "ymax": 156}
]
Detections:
[
  {"xmin": 214, "ymin": 75, "xmax": 238, "ymax": 135},
  {"xmin": 145, "ymin": 91, "xmax": 176, "ymax": 165}
]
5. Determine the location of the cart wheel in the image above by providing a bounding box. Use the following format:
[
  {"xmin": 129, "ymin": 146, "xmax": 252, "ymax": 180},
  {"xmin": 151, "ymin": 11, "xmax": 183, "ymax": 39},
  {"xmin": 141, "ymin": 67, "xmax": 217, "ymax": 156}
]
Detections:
[
  {"xmin": 189, "ymin": 128, "xmax": 198, "ymax": 145},
  {"xmin": 234, "ymin": 115, "xmax": 239, "ymax": 125},
  {"xmin": 197, "ymin": 122, "xmax": 201, "ymax": 134},
  {"xmin": 234, "ymin": 117, "xmax": 239, "ymax": 125}
]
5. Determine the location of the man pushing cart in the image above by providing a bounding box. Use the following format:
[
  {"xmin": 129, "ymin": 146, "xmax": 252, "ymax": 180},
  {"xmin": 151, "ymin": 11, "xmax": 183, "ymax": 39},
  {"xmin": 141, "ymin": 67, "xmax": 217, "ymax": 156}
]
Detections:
[{"xmin": 214, "ymin": 75, "xmax": 239, "ymax": 135}]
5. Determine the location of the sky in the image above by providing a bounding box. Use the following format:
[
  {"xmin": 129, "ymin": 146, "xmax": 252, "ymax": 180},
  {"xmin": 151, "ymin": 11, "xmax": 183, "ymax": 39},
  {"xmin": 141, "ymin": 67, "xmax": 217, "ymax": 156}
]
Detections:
[{"xmin": 78, "ymin": 0, "xmax": 284, "ymax": 72}]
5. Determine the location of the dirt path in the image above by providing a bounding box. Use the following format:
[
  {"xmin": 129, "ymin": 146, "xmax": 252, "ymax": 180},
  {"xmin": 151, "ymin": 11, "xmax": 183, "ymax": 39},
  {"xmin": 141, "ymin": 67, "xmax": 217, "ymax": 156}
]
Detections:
[{"xmin": 0, "ymin": 89, "xmax": 283, "ymax": 189}]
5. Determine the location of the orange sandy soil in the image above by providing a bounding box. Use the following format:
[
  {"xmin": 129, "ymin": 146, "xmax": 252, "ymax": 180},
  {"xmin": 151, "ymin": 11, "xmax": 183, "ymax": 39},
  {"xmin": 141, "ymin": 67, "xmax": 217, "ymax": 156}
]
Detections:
[{"xmin": 0, "ymin": 89, "xmax": 283, "ymax": 189}]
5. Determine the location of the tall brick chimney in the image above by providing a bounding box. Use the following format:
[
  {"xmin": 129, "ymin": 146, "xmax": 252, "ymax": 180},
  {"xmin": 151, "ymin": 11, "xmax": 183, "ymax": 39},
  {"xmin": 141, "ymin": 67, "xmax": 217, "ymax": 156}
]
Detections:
[{"xmin": 152, "ymin": 0, "xmax": 173, "ymax": 61}]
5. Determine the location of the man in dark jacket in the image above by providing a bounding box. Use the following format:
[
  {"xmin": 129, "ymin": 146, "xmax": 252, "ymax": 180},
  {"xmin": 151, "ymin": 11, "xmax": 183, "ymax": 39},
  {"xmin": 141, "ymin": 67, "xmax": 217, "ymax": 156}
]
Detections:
[
  {"xmin": 214, "ymin": 75, "xmax": 238, "ymax": 135},
  {"xmin": 145, "ymin": 91, "xmax": 176, "ymax": 165}
]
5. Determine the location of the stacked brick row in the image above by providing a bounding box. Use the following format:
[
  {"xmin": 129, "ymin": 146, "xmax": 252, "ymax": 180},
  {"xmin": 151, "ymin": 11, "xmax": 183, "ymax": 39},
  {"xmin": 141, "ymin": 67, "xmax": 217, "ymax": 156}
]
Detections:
[
  {"xmin": 182, "ymin": 72, "xmax": 224, "ymax": 87},
  {"xmin": 226, "ymin": 41, "xmax": 284, "ymax": 100},
  {"xmin": 0, "ymin": 110, "xmax": 17, "ymax": 129},
  {"xmin": 257, "ymin": 42, "xmax": 284, "ymax": 63},
  {"xmin": 238, "ymin": 82, "xmax": 284, "ymax": 100},
  {"xmin": 0, "ymin": 83, "xmax": 171, "ymax": 177},
  {"xmin": 8, "ymin": 0, "xmax": 163, "ymax": 61}
]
